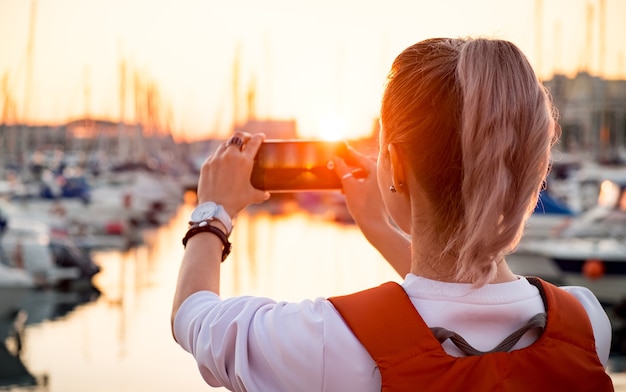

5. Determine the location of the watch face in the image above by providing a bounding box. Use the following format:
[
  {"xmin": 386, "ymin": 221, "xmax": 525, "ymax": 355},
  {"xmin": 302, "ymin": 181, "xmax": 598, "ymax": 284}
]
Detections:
[{"xmin": 190, "ymin": 202, "xmax": 217, "ymax": 222}]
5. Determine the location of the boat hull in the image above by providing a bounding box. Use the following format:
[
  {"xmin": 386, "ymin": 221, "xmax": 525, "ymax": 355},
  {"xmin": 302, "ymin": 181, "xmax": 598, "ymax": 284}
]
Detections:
[{"xmin": 508, "ymin": 238, "xmax": 626, "ymax": 305}]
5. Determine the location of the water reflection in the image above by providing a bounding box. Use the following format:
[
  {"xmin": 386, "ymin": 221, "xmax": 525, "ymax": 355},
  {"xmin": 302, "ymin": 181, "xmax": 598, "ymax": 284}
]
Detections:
[
  {"xmin": 0, "ymin": 199, "xmax": 398, "ymax": 392},
  {"xmin": 1, "ymin": 199, "xmax": 625, "ymax": 391},
  {"xmin": 0, "ymin": 287, "xmax": 99, "ymax": 389}
]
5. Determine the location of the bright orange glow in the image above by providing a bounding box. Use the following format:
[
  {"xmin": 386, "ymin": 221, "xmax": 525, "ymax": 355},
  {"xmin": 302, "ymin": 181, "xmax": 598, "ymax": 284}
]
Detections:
[
  {"xmin": 317, "ymin": 113, "xmax": 348, "ymax": 141},
  {"xmin": 1, "ymin": 0, "xmax": 625, "ymax": 142}
]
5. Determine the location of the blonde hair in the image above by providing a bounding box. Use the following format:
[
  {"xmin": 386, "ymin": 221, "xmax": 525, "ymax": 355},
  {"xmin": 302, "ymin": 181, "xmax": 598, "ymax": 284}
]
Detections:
[{"xmin": 380, "ymin": 37, "xmax": 559, "ymax": 286}]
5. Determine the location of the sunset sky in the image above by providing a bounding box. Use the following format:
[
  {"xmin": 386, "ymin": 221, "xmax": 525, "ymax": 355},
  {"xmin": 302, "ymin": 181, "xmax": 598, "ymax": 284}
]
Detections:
[{"xmin": 1, "ymin": 0, "xmax": 625, "ymax": 141}]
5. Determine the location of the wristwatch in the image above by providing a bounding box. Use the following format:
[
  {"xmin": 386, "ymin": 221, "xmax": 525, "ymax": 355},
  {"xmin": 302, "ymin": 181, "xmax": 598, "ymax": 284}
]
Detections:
[
  {"xmin": 184, "ymin": 202, "xmax": 233, "ymax": 261},
  {"xmin": 189, "ymin": 201, "xmax": 232, "ymax": 234},
  {"xmin": 182, "ymin": 220, "xmax": 232, "ymax": 261}
]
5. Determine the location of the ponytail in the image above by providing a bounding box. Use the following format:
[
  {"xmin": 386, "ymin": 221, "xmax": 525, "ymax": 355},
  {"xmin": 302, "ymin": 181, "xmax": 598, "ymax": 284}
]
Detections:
[{"xmin": 452, "ymin": 39, "xmax": 557, "ymax": 286}]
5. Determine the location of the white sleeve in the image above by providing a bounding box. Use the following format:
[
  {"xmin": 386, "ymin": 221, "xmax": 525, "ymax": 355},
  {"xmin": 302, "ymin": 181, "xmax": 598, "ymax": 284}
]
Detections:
[
  {"xmin": 559, "ymin": 286, "xmax": 612, "ymax": 367},
  {"xmin": 173, "ymin": 291, "xmax": 327, "ymax": 392}
]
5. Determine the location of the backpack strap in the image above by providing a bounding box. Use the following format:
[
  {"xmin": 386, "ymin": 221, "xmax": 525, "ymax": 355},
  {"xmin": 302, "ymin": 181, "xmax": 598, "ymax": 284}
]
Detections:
[
  {"xmin": 328, "ymin": 282, "xmax": 441, "ymax": 360},
  {"xmin": 430, "ymin": 312, "xmax": 546, "ymax": 356},
  {"xmin": 526, "ymin": 276, "xmax": 599, "ymax": 354},
  {"xmin": 429, "ymin": 278, "xmax": 550, "ymax": 355},
  {"xmin": 329, "ymin": 279, "xmax": 550, "ymax": 359}
]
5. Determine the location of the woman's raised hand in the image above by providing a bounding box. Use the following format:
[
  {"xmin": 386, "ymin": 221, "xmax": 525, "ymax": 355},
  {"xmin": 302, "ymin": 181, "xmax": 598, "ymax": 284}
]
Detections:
[{"xmin": 197, "ymin": 132, "xmax": 270, "ymax": 218}]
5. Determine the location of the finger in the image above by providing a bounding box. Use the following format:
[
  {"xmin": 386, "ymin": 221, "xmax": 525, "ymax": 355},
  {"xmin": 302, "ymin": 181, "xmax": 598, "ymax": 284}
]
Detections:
[
  {"xmin": 216, "ymin": 131, "xmax": 244, "ymax": 154},
  {"xmin": 334, "ymin": 156, "xmax": 368, "ymax": 190},
  {"xmin": 242, "ymin": 133, "xmax": 265, "ymax": 159},
  {"xmin": 213, "ymin": 139, "xmax": 229, "ymax": 155},
  {"xmin": 334, "ymin": 150, "xmax": 370, "ymax": 176},
  {"xmin": 236, "ymin": 130, "xmax": 253, "ymax": 143},
  {"xmin": 232, "ymin": 130, "xmax": 247, "ymax": 139},
  {"xmin": 224, "ymin": 133, "xmax": 247, "ymax": 153},
  {"xmin": 332, "ymin": 155, "xmax": 352, "ymax": 177},
  {"xmin": 252, "ymin": 189, "xmax": 271, "ymax": 202},
  {"xmin": 346, "ymin": 145, "xmax": 377, "ymax": 168}
]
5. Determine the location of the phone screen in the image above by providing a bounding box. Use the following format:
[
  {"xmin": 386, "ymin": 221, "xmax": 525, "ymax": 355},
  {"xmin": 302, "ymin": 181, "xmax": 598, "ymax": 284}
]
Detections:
[{"xmin": 251, "ymin": 140, "xmax": 348, "ymax": 192}]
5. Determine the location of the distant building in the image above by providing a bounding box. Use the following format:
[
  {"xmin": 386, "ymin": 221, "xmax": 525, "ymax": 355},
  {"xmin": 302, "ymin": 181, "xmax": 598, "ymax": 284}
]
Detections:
[
  {"xmin": 544, "ymin": 72, "xmax": 626, "ymax": 162},
  {"xmin": 236, "ymin": 119, "xmax": 297, "ymax": 139},
  {"xmin": 0, "ymin": 118, "xmax": 175, "ymax": 169}
]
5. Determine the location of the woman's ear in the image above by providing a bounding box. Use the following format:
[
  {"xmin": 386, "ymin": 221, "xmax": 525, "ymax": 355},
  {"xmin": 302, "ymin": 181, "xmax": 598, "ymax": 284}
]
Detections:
[{"xmin": 388, "ymin": 143, "xmax": 407, "ymax": 193}]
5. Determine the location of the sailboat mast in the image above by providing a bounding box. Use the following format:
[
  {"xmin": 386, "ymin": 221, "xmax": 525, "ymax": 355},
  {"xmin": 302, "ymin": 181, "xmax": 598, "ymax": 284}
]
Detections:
[
  {"xmin": 597, "ymin": 0, "xmax": 610, "ymax": 161},
  {"xmin": 534, "ymin": 0, "xmax": 543, "ymax": 78},
  {"xmin": 598, "ymin": 0, "xmax": 605, "ymax": 76},
  {"xmin": 232, "ymin": 43, "xmax": 241, "ymax": 131},
  {"xmin": 20, "ymin": 0, "xmax": 38, "ymax": 166},
  {"xmin": 118, "ymin": 57, "xmax": 127, "ymax": 163}
]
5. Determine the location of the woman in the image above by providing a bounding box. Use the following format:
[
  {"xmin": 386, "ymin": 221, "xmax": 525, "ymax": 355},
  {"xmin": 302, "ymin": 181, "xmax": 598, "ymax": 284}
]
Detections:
[{"xmin": 172, "ymin": 37, "xmax": 613, "ymax": 391}]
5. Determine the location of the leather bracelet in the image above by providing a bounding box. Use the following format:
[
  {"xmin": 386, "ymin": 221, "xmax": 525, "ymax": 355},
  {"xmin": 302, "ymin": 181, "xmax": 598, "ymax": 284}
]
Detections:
[{"xmin": 182, "ymin": 221, "xmax": 232, "ymax": 261}]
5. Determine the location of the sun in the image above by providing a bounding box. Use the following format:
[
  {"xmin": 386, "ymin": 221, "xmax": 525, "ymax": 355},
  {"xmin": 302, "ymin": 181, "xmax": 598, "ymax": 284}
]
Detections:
[{"xmin": 317, "ymin": 113, "xmax": 347, "ymax": 141}]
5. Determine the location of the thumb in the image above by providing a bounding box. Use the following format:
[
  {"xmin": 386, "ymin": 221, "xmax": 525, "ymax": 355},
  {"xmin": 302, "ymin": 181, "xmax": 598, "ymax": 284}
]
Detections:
[{"xmin": 332, "ymin": 155, "xmax": 352, "ymax": 177}]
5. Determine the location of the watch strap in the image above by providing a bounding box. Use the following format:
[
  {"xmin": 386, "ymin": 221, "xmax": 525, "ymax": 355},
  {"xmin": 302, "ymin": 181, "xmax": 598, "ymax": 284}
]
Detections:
[
  {"xmin": 182, "ymin": 221, "xmax": 232, "ymax": 261},
  {"xmin": 213, "ymin": 206, "xmax": 233, "ymax": 234}
]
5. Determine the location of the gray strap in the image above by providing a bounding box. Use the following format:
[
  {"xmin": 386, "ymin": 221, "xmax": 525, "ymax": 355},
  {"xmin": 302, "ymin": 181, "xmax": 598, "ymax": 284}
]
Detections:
[{"xmin": 430, "ymin": 312, "xmax": 547, "ymax": 356}]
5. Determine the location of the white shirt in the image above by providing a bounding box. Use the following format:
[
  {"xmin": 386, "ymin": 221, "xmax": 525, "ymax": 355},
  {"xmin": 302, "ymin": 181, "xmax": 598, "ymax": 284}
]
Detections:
[{"xmin": 173, "ymin": 275, "xmax": 611, "ymax": 392}]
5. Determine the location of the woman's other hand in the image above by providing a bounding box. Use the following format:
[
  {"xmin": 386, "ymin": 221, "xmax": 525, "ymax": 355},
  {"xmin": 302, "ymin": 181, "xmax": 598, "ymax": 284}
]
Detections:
[
  {"xmin": 333, "ymin": 146, "xmax": 387, "ymax": 229},
  {"xmin": 333, "ymin": 145, "xmax": 411, "ymax": 276}
]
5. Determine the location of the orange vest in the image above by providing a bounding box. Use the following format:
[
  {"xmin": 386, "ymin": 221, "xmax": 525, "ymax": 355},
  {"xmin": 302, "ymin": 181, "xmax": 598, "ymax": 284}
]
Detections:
[{"xmin": 328, "ymin": 278, "xmax": 614, "ymax": 391}]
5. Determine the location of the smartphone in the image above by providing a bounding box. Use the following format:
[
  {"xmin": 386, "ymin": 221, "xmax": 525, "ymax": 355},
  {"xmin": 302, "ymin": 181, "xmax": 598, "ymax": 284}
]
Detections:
[{"xmin": 251, "ymin": 140, "xmax": 348, "ymax": 192}]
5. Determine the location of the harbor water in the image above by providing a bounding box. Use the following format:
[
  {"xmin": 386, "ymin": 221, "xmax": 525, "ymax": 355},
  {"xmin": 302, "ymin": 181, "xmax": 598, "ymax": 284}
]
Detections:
[{"xmin": 2, "ymin": 197, "xmax": 625, "ymax": 391}]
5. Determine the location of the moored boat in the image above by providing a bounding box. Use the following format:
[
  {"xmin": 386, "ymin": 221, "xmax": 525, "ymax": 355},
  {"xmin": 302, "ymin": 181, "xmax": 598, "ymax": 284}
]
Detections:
[
  {"xmin": 509, "ymin": 178, "xmax": 626, "ymax": 305},
  {"xmin": 509, "ymin": 237, "xmax": 626, "ymax": 305},
  {"xmin": 1, "ymin": 214, "xmax": 100, "ymax": 290}
]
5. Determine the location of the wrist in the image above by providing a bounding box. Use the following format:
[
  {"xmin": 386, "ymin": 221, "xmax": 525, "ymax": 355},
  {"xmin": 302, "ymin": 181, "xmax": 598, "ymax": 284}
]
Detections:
[
  {"xmin": 182, "ymin": 221, "xmax": 232, "ymax": 261},
  {"xmin": 355, "ymin": 209, "xmax": 389, "ymax": 231},
  {"xmin": 208, "ymin": 219, "xmax": 228, "ymax": 233}
]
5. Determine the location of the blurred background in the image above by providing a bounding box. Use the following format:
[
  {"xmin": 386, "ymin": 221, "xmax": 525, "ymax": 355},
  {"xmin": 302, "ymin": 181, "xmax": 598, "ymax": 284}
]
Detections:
[{"xmin": 1, "ymin": 0, "xmax": 625, "ymax": 390}]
